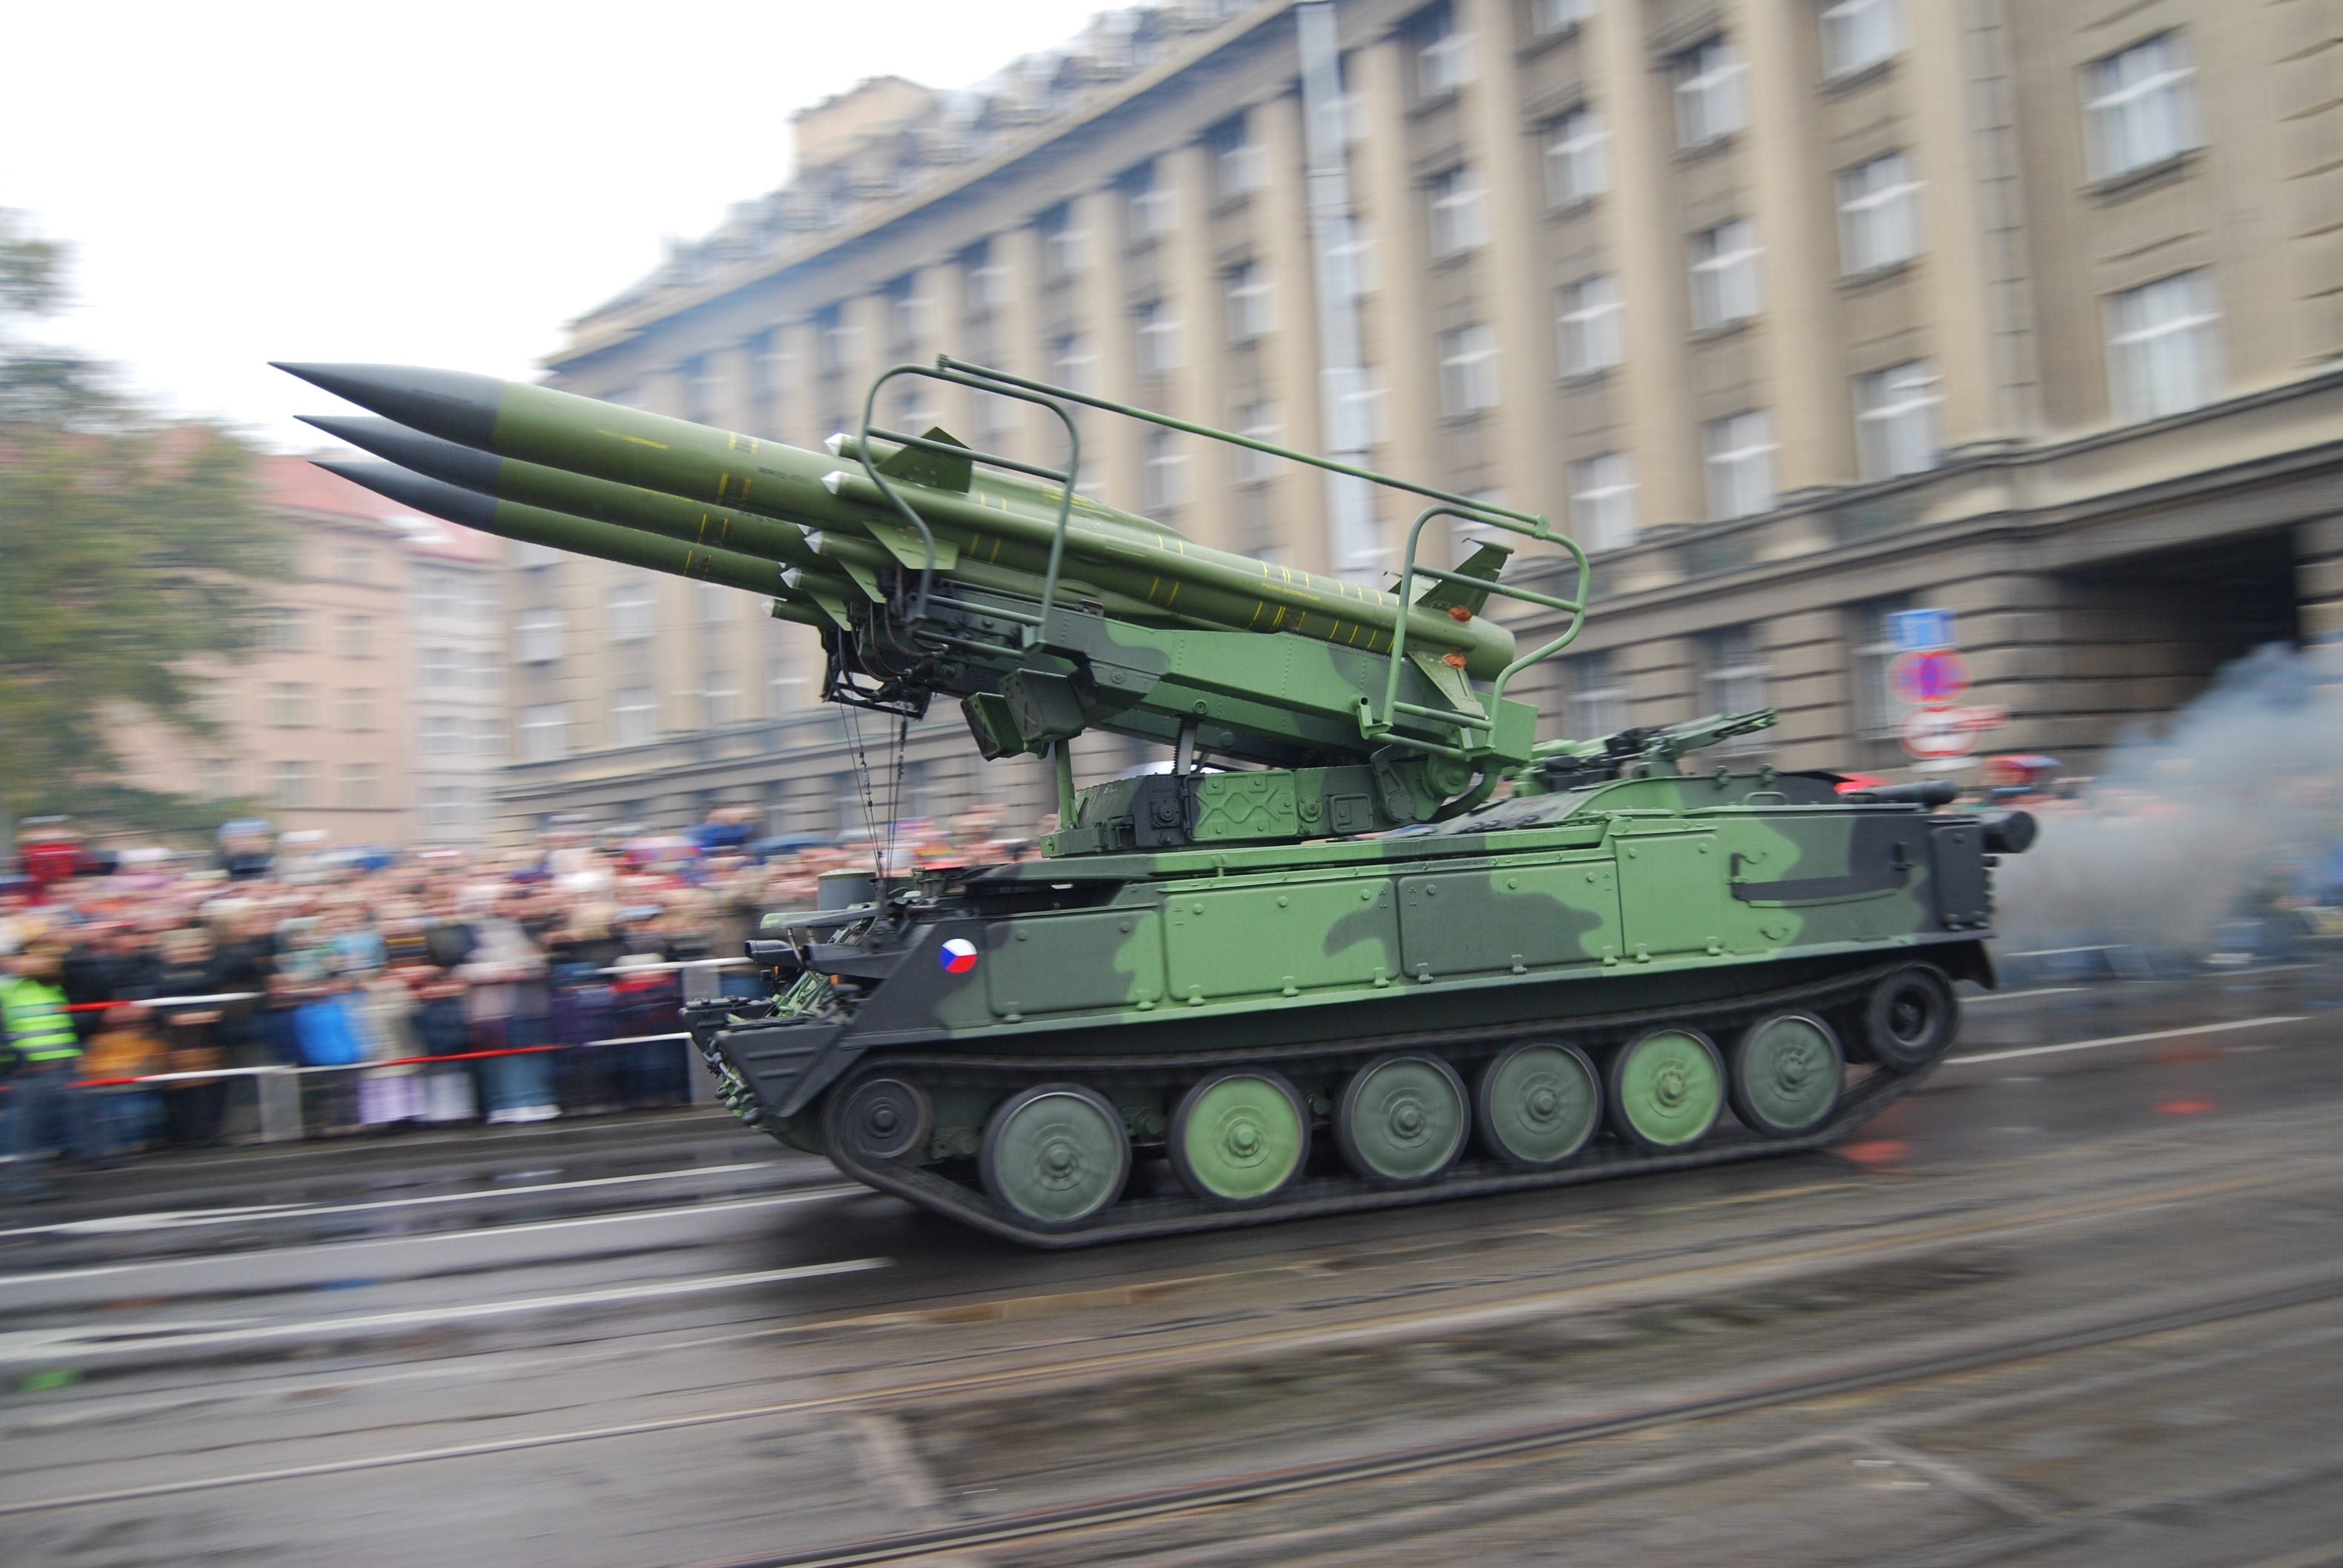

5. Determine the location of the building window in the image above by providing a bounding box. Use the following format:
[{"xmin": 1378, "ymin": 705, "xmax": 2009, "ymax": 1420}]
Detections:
[
  {"xmin": 612, "ymin": 686, "xmax": 656, "ymax": 746},
  {"xmin": 814, "ymin": 304, "xmax": 853, "ymax": 371},
  {"xmin": 416, "ymin": 570, "xmax": 457, "ymax": 619},
  {"xmin": 1850, "ymin": 594, "xmax": 1913, "ymax": 739},
  {"xmin": 265, "ymin": 682, "xmax": 317, "ymax": 727},
  {"xmin": 1210, "ymin": 116, "xmax": 1263, "ymax": 200},
  {"xmin": 885, "ymin": 275, "xmax": 927, "ymax": 352},
  {"xmin": 1543, "ymin": 106, "xmax": 1609, "ymax": 208},
  {"xmin": 341, "ymin": 765, "xmax": 381, "ymax": 811},
  {"xmin": 2107, "ymin": 270, "xmax": 2222, "ymax": 422},
  {"xmin": 1135, "ymin": 300, "xmax": 1182, "ymax": 376},
  {"xmin": 610, "ymin": 577, "xmax": 654, "ymax": 642},
  {"xmin": 768, "ymin": 658, "xmax": 803, "ymax": 717},
  {"xmin": 1568, "ymin": 451, "xmax": 1637, "ymax": 552},
  {"xmin": 514, "ymin": 540, "xmax": 561, "ymax": 570},
  {"xmin": 253, "ymin": 606, "xmax": 309, "ymax": 652},
  {"xmin": 339, "ymin": 687, "xmax": 378, "ymax": 732},
  {"xmin": 1689, "ymin": 219, "xmax": 1762, "ymax": 328},
  {"xmin": 1041, "ymin": 203, "xmax": 1088, "ymax": 277},
  {"xmin": 1674, "ymin": 36, "xmax": 1746, "ymax": 149},
  {"xmin": 1234, "ymin": 401, "xmax": 1283, "ymax": 484},
  {"xmin": 1532, "ymin": 0, "xmax": 1591, "ymax": 36},
  {"xmin": 2086, "ymin": 33, "xmax": 2198, "ymax": 179},
  {"xmin": 683, "ymin": 353, "xmax": 723, "ymax": 425},
  {"xmin": 1225, "ymin": 262, "xmax": 1274, "ymax": 343},
  {"xmin": 703, "ymin": 670, "xmax": 738, "ymax": 729},
  {"xmin": 472, "ymin": 717, "xmax": 502, "ymax": 757},
  {"xmin": 334, "ymin": 614, "xmax": 374, "ymax": 659},
  {"xmin": 518, "ymin": 608, "xmax": 563, "ymax": 663},
  {"xmin": 1566, "ymin": 648, "xmax": 1628, "ymax": 739},
  {"xmin": 1855, "ymin": 361, "xmax": 1942, "ymax": 480},
  {"xmin": 1699, "ymin": 625, "xmax": 1771, "ymax": 739},
  {"xmin": 1558, "ymin": 275, "xmax": 1621, "ymax": 376},
  {"xmin": 1124, "ymin": 162, "xmax": 1174, "ymax": 240},
  {"xmin": 1438, "ymin": 324, "xmax": 1499, "ymax": 417},
  {"xmin": 421, "ymin": 786, "xmax": 466, "ymax": 830},
  {"xmin": 1703, "ymin": 410, "xmax": 1778, "ymax": 520},
  {"xmin": 1428, "ymin": 166, "xmax": 1487, "ymax": 259},
  {"xmin": 1837, "ymin": 151, "xmax": 1921, "ymax": 273},
  {"xmin": 746, "ymin": 327, "xmax": 779, "ymax": 434},
  {"xmin": 693, "ymin": 581, "xmax": 726, "ymax": 625},
  {"xmin": 331, "ymin": 546, "xmax": 371, "ymax": 584},
  {"xmin": 468, "ymin": 577, "xmax": 499, "ymax": 622},
  {"xmin": 1412, "ymin": 2, "xmax": 1474, "ymax": 97},
  {"xmin": 1142, "ymin": 428, "xmax": 1191, "ymax": 513},
  {"xmin": 962, "ymin": 240, "xmax": 1009, "ymax": 315},
  {"xmin": 1821, "ymin": 0, "xmax": 1902, "ymax": 77},
  {"xmin": 520, "ymin": 703, "xmax": 568, "ymax": 762},
  {"xmin": 269, "ymin": 760, "xmax": 318, "ymax": 809},
  {"xmin": 1050, "ymin": 333, "xmax": 1095, "ymax": 393},
  {"xmin": 471, "ymin": 648, "xmax": 502, "ymax": 692},
  {"xmin": 419, "ymin": 645, "xmax": 460, "ymax": 688},
  {"xmin": 200, "ymin": 759, "xmax": 235, "ymax": 799},
  {"xmin": 422, "ymin": 715, "xmax": 463, "ymax": 755}
]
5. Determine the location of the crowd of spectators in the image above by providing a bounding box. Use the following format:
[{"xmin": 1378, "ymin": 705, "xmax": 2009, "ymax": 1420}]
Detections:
[{"xmin": 0, "ymin": 806, "xmax": 1029, "ymax": 1197}]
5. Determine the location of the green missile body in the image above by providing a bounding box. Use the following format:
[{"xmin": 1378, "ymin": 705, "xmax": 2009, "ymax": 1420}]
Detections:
[
  {"xmin": 300, "ymin": 415, "xmax": 825, "ymax": 573},
  {"xmin": 315, "ymin": 459, "xmax": 828, "ymax": 627},
  {"xmin": 272, "ymin": 364, "xmax": 1514, "ymax": 676}
]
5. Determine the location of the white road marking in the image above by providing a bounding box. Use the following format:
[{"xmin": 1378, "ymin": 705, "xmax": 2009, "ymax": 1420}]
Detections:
[
  {"xmin": 1950, "ymin": 1016, "xmax": 2310, "ymax": 1067},
  {"xmin": 0, "ymin": 1256, "xmax": 890, "ymax": 1365},
  {"xmin": 0, "ymin": 1186, "xmax": 865, "ymax": 1290},
  {"xmin": 0, "ymin": 1161, "xmax": 784, "ymax": 1241}
]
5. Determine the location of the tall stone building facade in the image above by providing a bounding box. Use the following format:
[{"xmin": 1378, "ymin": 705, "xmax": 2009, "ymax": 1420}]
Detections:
[
  {"xmin": 405, "ymin": 520, "xmax": 506, "ymax": 846},
  {"xmin": 497, "ymin": 0, "xmax": 2343, "ymax": 836}
]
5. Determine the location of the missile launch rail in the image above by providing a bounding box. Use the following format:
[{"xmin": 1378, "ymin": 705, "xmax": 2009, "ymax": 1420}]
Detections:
[{"xmin": 280, "ymin": 356, "xmax": 2033, "ymax": 1247}]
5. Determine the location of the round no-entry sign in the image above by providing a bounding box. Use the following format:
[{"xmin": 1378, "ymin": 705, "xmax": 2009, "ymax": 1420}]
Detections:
[
  {"xmin": 1900, "ymin": 705, "xmax": 1979, "ymax": 760},
  {"xmin": 1889, "ymin": 648, "xmax": 1970, "ymax": 706}
]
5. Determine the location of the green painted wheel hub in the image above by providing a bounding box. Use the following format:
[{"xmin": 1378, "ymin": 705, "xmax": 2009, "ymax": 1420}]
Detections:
[
  {"xmin": 1175, "ymin": 1073, "xmax": 1306, "ymax": 1203},
  {"xmin": 980, "ymin": 1086, "xmax": 1129, "ymax": 1226},
  {"xmin": 1479, "ymin": 1044, "xmax": 1599, "ymax": 1167},
  {"xmin": 1612, "ymin": 1030, "xmax": 1724, "ymax": 1149},
  {"xmin": 1339, "ymin": 1055, "xmax": 1467, "ymax": 1184},
  {"xmin": 1733, "ymin": 1014, "xmax": 1841, "ymax": 1135}
]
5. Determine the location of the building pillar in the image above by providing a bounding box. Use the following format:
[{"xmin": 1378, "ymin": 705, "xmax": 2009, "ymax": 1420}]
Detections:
[
  {"xmin": 1907, "ymin": 0, "xmax": 2002, "ymax": 452},
  {"xmin": 1593, "ymin": 0, "xmax": 1701, "ymax": 525},
  {"xmin": 1075, "ymin": 186, "xmax": 1136, "ymax": 511},
  {"xmin": 1167, "ymin": 139, "xmax": 1235, "ymax": 552},
  {"xmin": 1461, "ymin": 0, "xmax": 1559, "ymax": 519},
  {"xmin": 1257, "ymin": 89, "xmax": 1332, "ymax": 572},
  {"xmin": 1000, "ymin": 221, "xmax": 1053, "ymax": 468},
  {"xmin": 1732, "ymin": 0, "xmax": 1853, "ymax": 490},
  {"xmin": 2301, "ymin": 516, "xmax": 2343, "ymax": 645},
  {"xmin": 1354, "ymin": 30, "xmax": 1439, "ymax": 506}
]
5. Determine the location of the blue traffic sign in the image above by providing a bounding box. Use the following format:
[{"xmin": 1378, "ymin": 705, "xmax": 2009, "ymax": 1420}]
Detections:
[{"xmin": 1887, "ymin": 607, "xmax": 1956, "ymax": 652}]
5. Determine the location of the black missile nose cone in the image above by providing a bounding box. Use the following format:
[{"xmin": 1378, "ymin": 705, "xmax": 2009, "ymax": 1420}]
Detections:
[
  {"xmin": 273, "ymin": 362, "xmax": 505, "ymax": 451},
  {"xmin": 298, "ymin": 413, "xmax": 503, "ymax": 495},
  {"xmin": 311, "ymin": 458, "xmax": 499, "ymax": 532}
]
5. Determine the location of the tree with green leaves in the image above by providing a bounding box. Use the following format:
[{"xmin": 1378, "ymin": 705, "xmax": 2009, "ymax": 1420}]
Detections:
[{"xmin": 0, "ymin": 209, "xmax": 289, "ymax": 840}]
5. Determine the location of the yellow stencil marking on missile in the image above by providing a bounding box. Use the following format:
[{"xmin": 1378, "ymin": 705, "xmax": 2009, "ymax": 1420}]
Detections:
[{"xmin": 595, "ymin": 428, "xmax": 672, "ymax": 451}]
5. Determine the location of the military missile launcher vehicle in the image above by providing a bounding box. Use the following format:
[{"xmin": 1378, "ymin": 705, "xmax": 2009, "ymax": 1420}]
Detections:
[{"xmin": 278, "ymin": 356, "xmax": 2034, "ymax": 1246}]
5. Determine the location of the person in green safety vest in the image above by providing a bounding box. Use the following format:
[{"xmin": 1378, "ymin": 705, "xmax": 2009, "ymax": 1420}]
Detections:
[{"xmin": 2, "ymin": 945, "xmax": 94, "ymax": 1201}]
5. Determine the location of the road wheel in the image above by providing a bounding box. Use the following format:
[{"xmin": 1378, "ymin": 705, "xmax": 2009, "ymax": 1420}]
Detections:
[
  {"xmin": 1170, "ymin": 1071, "xmax": 1309, "ymax": 1206},
  {"xmin": 1337, "ymin": 1054, "xmax": 1469, "ymax": 1185},
  {"xmin": 1476, "ymin": 1042, "xmax": 1601, "ymax": 1169},
  {"xmin": 1607, "ymin": 1028, "xmax": 1725, "ymax": 1152},
  {"xmin": 827, "ymin": 1076, "xmax": 932, "ymax": 1165},
  {"xmin": 979, "ymin": 1084, "xmax": 1129, "ymax": 1229},
  {"xmin": 1729, "ymin": 1014, "xmax": 1843, "ymax": 1138},
  {"xmin": 1861, "ymin": 964, "xmax": 1960, "ymax": 1071}
]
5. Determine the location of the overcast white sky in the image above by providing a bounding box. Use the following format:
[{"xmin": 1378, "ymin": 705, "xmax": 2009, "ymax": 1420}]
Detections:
[{"xmin": 2, "ymin": 0, "xmax": 1118, "ymax": 449}]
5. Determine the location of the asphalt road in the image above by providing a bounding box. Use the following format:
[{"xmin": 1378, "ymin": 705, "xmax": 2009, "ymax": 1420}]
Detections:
[{"xmin": 4, "ymin": 961, "xmax": 2341, "ymax": 1567}]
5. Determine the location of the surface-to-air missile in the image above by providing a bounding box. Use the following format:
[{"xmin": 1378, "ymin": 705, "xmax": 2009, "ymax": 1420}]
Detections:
[{"xmin": 280, "ymin": 356, "xmax": 2033, "ymax": 1246}]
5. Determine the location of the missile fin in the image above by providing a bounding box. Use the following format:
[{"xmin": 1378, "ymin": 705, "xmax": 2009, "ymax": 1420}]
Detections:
[
  {"xmin": 1412, "ymin": 540, "xmax": 1514, "ymax": 615},
  {"xmin": 1408, "ymin": 648, "xmax": 1489, "ymax": 724},
  {"xmin": 863, "ymin": 514, "xmax": 960, "ymax": 572},
  {"xmin": 875, "ymin": 426, "xmax": 974, "ymax": 493}
]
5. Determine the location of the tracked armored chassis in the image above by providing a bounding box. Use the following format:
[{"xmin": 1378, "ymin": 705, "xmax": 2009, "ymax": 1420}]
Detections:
[
  {"xmin": 689, "ymin": 767, "xmax": 2025, "ymax": 1246},
  {"xmin": 276, "ymin": 355, "xmax": 2033, "ymax": 1247}
]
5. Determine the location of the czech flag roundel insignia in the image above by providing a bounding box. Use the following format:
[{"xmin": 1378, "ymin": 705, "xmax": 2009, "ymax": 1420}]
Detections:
[{"xmin": 939, "ymin": 938, "xmax": 978, "ymax": 975}]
